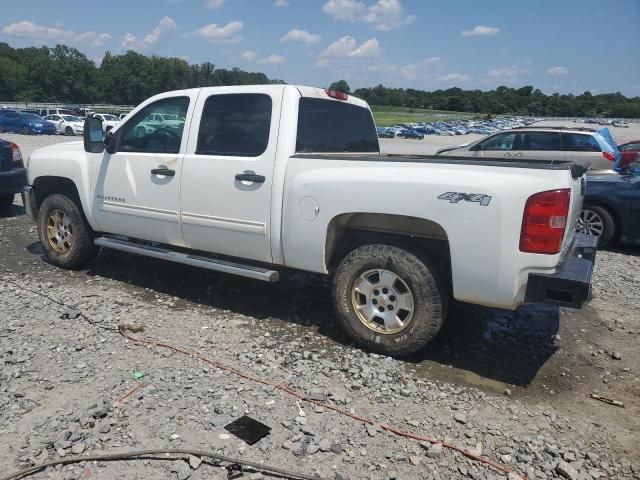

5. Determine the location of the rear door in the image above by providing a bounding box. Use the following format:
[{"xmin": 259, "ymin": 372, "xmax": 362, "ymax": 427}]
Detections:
[
  {"xmin": 179, "ymin": 86, "xmax": 284, "ymax": 263},
  {"xmin": 514, "ymin": 131, "xmax": 565, "ymax": 162}
]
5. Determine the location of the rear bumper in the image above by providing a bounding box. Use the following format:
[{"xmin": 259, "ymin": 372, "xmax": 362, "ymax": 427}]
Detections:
[
  {"xmin": 0, "ymin": 167, "xmax": 27, "ymax": 195},
  {"xmin": 524, "ymin": 233, "xmax": 597, "ymax": 309}
]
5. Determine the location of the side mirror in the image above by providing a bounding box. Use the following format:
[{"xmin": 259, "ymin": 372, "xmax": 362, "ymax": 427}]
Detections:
[
  {"xmin": 104, "ymin": 130, "xmax": 118, "ymax": 154},
  {"xmin": 84, "ymin": 117, "xmax": 104, "ymax": 153}
]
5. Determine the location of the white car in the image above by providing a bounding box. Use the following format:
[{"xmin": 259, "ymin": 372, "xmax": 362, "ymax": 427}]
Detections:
[
  {"xmin": 23, "ymin": 84, "xmax": 596, "ymax": 357},
  {"xmin": 92, "ymin": 114, "xmax": 120, "ymax": 132},
  {"xmin": 44, "ymin": 114, "xmax": 84, "ymax": 136}
]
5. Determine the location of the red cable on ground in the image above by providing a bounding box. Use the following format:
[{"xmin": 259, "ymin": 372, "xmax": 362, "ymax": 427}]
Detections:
[{"xmin": 117, "ymin": 326, "xmax": 525, "ymax": 479}]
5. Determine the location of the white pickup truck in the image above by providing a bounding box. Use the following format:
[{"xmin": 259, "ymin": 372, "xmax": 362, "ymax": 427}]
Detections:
[{"xmin": 23, "ymin": 85, "xmax": 596, "ymax": 356}]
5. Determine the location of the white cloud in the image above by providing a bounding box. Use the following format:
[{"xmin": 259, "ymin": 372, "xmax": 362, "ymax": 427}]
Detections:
[
  {"xmin": 122, "ymin": 33, "xmax": 137, "ymax": 48},
  {"xmin": 2, "ymin": 21, "xmax": 111, "ymax": 47},
  {"xmin": 281, "ymin": 28, "xmax": 322, "ymax": 44},
  {"xmin": 322, "ymin": 0, "xmax": 414, "ymax": 30},
  {"xmin": 488, "ymin": 65, "xmax": 528, "ymax": 79},
  {"xmin": 322, "ymin": 0, "xmax": 366, "ymax": 22},
  {"xmin": 275, "ymin": 0, "xmax": 289, "ymax": 5},
  {"xmin": 461, "ymin": 25, "xmax": 500, "ymax": 37},
  {"xmin": 188, "ymin": 21, "xmax": 243, "ymax": 43},
  {"xmin": 143, "ymin": 16, "xmax": 177, "ymax": 45},
  {"xmin": 363, "ymin": 0, "xmax": 415, "ymax": 31},
  {"xmin": 547, "ymin": 66, "xmax": 569, "ymax": 76},
  {"xmin": 438, "ymin": 73, "xmax": 471, "ymax": 82},
  {"xmin": 241, "ymin": 50, "xmax": 256, "ymax": 61},
  {"xmin": 258, "ymin": 54, "xmax": 286, "ymax": 64},
  {"xmin": 320, "ymin": 36, "xmax": 382, "ymax": 59},
  {"xmin": 207, "ymin": 0, "xmax": 225, "ymax": 8}
]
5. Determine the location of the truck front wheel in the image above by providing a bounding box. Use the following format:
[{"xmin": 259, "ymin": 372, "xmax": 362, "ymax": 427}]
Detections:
[
  {"xmin": 37, "ymin": 193, "xmax": 98, "ymax": 269},
  {"xmin": 333, "ymin": 244, "xmax": 447, "ymax": 357}
]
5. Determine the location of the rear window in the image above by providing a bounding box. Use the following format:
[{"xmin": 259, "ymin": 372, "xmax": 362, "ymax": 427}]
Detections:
[
  {"xmin": 296, "ymin": 98, "xmax": 378, "ymax": 153},
  {"xmin": 518, "ymin": 132, "xmax": 562, "ymax": 151},
  {"xmin": 563, "ymin": 133, "xmax": 601, "ymax": 152}
]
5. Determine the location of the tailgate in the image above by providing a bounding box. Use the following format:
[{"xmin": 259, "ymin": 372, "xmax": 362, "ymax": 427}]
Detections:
[{"xmin": 563, "ymin": 171, "xmax": 586, "ymax": 252}]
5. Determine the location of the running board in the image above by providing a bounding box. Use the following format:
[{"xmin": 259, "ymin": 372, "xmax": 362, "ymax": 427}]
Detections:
[{"xmin": 94, "ymin": 237, "xmax": 279, "ymax": 282}]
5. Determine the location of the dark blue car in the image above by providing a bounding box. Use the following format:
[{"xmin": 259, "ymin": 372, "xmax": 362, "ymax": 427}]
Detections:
[
  {"xmin": 0, "ymin": 138, "xmax": 26, "ymax": 209},
  {"xmin": 0, "ymin": 111, "xmax": 57, "ymax": 135},
  {"xmin": 577, "ymin": 172, "xmax": 640, "ymax": 247}
]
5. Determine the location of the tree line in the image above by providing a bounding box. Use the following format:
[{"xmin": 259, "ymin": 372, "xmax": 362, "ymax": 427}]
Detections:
[
  {"xmin": 347, "ymin": 83, "xmax": 640, "ymax": 118},
  {"xmin": 1, "ymin": 42, "xmax": 638, "ymax": 117},
  {"xmin": 0, "ymin": 42, "xmax": 282, "ymax": 106}
]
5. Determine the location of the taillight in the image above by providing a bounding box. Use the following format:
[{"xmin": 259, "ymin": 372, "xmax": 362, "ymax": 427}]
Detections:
[
  {"xmin": 602, "ymin": 151, "xmax": 615, "ymax": 162},
  {"xmin": 9, "ymin": 142, "xmax": 23, "ymax": 167},
  {"xmin": 325, "ymin": 89, "xmax": 348, "ymax": 100},
  {"xmin": 520, "ymin": 189, "xmax": 570, "ymax": 254}
]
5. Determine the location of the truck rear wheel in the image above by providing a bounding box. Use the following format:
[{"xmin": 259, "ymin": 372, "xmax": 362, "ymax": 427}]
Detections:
[
  {"xmin": 333, "ymin": 244, "xmax": 447, "ymax": 357},
  {"xmin": 37, "ymin": 193, "xmax": 97, "ymax": 269}
]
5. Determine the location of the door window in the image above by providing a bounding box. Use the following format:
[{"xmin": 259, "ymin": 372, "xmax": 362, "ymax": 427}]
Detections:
[
  {"xmin": 518, "ymin": 132, "xmax": 562, "ymax": 151},
  {"xmin": 196, "ymin": 93, "xmax": 272, "ymax": 157},
  {"xmin": 619, "ymin": 143, "xmax": 640, "ymax": 152},
  {"xmin": 563, "ymin": 133, "xmax": 601, "ymax": 152},
  {"xmin": 120, "ymin": 97, "xmax": 189, "ymax": 154},
  {"xmin": 478, "ymin": 133, "xmax": 516, "ymax": 151}
]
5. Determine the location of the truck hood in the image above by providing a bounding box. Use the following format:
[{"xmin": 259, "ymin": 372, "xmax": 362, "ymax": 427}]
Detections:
[{"xmin": 28, "ymin": 140, "xmax": 83, "ymax": 166}]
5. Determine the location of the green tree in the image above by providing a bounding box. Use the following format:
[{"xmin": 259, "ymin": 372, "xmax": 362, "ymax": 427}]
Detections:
[{"xmin": 329, "ymin": 80, "xmax": 351, "ymax": 93}]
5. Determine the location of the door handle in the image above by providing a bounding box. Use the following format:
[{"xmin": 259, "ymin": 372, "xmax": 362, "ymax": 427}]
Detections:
[
  {"xmin": 151, "ymin": 167, "xmax": 175, "ymax": 176},
  {"xmin": 235, "ymin": 173, "xmax": 265, "ymax": 183}
]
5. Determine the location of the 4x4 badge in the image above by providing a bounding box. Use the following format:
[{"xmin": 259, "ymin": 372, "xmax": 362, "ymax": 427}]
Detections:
[{"xmin": 438, "ymin": 192, "xmax": 492, "ymax": 206}]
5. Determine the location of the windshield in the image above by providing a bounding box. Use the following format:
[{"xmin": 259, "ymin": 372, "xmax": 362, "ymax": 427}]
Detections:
[
  {"xmin": 23, "ymin": 113, "xmax": 42, "ymax": 120},
  {"xmin": 62, "ymin": 115, "xmax": 81, "ymax": 122},
  {"xmin": 101, "ymin": 114, "xmax": 118, "ymax": 121}
]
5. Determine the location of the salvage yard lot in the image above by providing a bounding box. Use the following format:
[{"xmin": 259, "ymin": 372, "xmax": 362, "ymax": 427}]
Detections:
[{"xmin": 1, "ymin": 123, "xmax": 639, "ymax": 479}]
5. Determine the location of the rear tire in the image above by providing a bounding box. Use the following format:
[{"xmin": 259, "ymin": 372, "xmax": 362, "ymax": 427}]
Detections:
[
  {"xmin": 37, "ymin": 193, "xmax": 98, "ymax": 269},
  {"xmin": 577, "ymin": 205, "xmax": 615, "ymax": 247},
  {"xmin": 333, "ymin": 244, "xmax": 447, "ymax": 357}
]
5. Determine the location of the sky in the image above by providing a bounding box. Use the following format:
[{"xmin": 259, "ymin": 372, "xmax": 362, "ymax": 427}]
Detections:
[{"xmin": 1, "ymin": 0, "xmax": 639, "ymax": 96}]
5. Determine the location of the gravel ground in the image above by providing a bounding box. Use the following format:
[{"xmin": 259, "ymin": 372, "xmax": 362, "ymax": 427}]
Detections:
[{"xmin": 1, "ymin": 123, "xmax": 639, "ymax": 480}]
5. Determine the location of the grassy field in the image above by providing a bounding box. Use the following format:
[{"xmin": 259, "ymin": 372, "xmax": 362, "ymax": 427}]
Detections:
[{"xmin": 371, "ymin": 105, "xmax": 478, "ymax": 127}]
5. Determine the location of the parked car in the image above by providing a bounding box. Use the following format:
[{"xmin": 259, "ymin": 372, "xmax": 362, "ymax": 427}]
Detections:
[
  {"xmin": 0, "ymin": 138, "xmax": 26, "ymax": 209},
  {"xmin": 436, "ymin": 126, "xmax": 620, "ymax": 171},
  {"xmin": 398, "ymin": 129, "xmax": 424, "ymax": 140},
  {"xmin": 617, "ymin": 140, "xmax": 640, "ymax": 170},
  {"xmin": 132, "ymin": 112, "xmax": 184, "ymax": 136},
  {"xmin": 118, "ymin": 113, "xmax": 130, "ymax": 121},
  {"xmin": 0, "ymin": 111, "xmax": 57, "ymax": 135},
  {"xmin": 38, "ymin": 108, "xmax": 76, "ymax": 117},
  {"xmin": 44, "ymin": 114, "xmax": 85, "ymax": 136},
  {"xmin": 577, "ymin": 172, "xmax": 640, "ymax": 247},
  {"xmin": 92, "ymin": 113, "xmax": 120, "ymax": 132},
  {"xmin": 23, "ymin": 84, "xmax": 595, "ymax": 357}
]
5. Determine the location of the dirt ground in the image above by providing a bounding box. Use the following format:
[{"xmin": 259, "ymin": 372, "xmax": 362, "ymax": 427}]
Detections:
[{"xmin": 1, "ymin": 122, "xmax": 639, "ymax": 480}]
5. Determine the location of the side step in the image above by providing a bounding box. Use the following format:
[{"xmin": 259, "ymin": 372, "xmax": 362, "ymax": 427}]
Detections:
[{"xmin": 94, "ymin": 237, "xmax": 280, "ymax": 282}]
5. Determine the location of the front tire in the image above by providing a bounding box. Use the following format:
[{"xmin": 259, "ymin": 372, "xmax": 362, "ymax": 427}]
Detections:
[
  {"xmin": 65, "ymin": 126, "xmax": 74, "ymax": 136},
  {"xmin": 22, "ymin": 125, "xmax": 30, "ymax": 135},
  {"xmin": 333, "ymin": 244, "xmax": 447, "ymax": 357},
  {"xmin": 37, "ymin": 193, "xmax": 98, "ymax": 269},
  {"xmin": 577, "ymin": 205, "xmax": 615, "ymax": 247}
]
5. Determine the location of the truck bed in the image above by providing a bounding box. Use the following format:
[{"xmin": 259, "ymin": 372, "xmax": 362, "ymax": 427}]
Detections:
[{"xmin": 292, "ymin": 153, "xmax": 590, "ymax": 178}]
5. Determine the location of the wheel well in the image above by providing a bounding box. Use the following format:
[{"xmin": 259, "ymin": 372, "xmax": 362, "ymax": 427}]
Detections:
[
  {"xmin": 32, "ymin": 176, "xmax": 81, "ymax": 211},
  {"xmin": 325, "ymin": 213, "xmax": 451, "ymax": 281},
  {"xmin": 583, "ymin": 201, "xmax": 621, "ymax": 238}
]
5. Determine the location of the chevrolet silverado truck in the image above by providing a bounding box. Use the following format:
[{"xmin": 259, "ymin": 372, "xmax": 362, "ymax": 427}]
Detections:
[{"xmin": 23, "ymin": 85, "xmax": 596, "ymax": 356}]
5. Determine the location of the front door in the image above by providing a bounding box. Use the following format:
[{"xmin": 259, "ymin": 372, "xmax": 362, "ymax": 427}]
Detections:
[
  {"xmin": 476, "ymin": 131, "xmax": 517, "ymax": 159},
  {"xmin": 180, "ymin": 86, "xmax": 283, "ymax": 263},
  {"xmin": 90, "ymin": 94, "xmax": 195, "ymax": 245}
]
